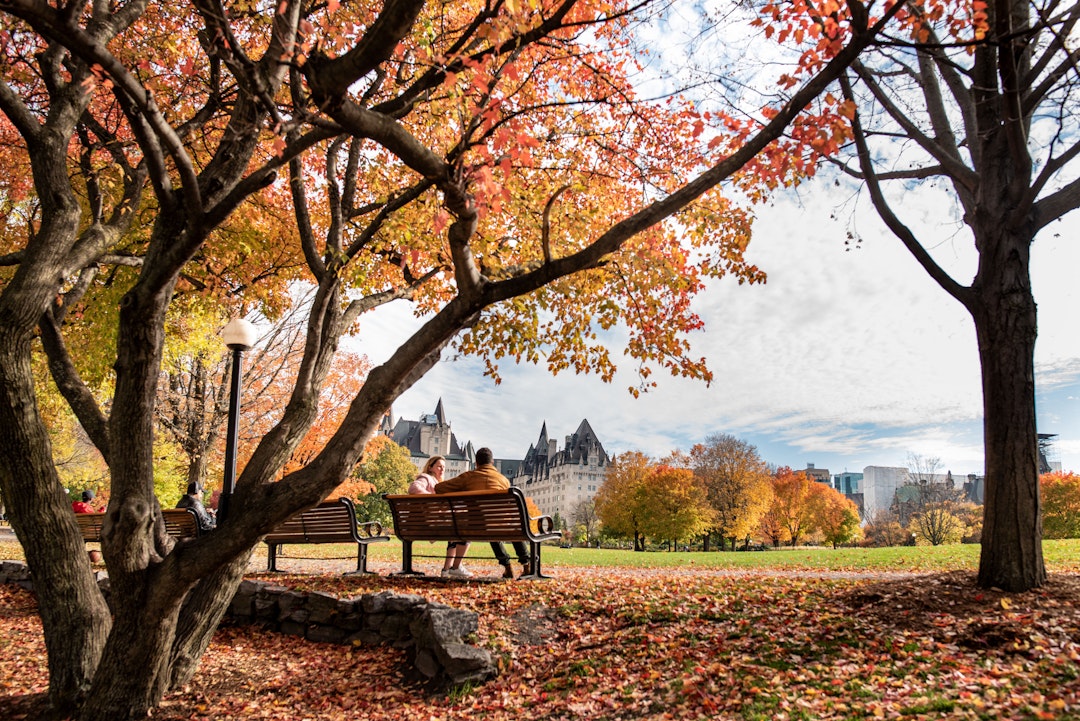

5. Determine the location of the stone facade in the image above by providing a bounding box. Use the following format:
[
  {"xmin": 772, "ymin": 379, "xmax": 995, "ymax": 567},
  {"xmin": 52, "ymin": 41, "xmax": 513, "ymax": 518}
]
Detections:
[
  {"xmin": 382, "ymin": 399, "xmax": 475, "ymax": 478},
  {"xmin": 512, "ymin": 419, "xmax": 609, "ymax": 526}
]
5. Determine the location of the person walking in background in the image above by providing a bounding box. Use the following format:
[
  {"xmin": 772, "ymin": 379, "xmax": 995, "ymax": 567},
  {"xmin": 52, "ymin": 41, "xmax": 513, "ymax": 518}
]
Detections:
[
  {"xmin": 435, "ymin": 447, "xmax": 532, "ymax": 579},
  {"xmin": 410, "ymin": 455, "xmax": 472, "ymax": 578},
  {"xmin": 176, "ymin": 482, "xmax": 216, "ymax": 532},
  {"xmin": 72, "ymin": 490, "xmax": 96, "ymax": 514}
]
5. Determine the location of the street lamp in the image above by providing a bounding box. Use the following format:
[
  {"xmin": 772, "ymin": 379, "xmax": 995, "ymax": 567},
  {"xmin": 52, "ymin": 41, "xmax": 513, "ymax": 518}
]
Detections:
[{"xmin": 219, "ymin": 317, "xmax": 257, "ymax": 524}]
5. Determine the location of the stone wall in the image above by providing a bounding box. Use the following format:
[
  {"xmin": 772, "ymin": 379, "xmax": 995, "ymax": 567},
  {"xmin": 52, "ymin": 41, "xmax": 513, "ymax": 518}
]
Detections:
[{"xmin": 0, "ymin": 561, "xmax": 495, "ymax": 687}]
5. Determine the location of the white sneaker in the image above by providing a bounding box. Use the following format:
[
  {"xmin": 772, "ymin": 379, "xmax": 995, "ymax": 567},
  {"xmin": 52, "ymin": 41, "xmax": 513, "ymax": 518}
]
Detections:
[{"xmin": 445, "ymin": 566, "xmax": 473, "ymax": 578}]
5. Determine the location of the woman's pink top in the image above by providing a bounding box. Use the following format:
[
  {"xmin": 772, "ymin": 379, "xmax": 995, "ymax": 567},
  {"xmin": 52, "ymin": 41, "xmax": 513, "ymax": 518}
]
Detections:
[{"xmin": 408, "ymin": 473, "xmax": 437, "ymax": 495}]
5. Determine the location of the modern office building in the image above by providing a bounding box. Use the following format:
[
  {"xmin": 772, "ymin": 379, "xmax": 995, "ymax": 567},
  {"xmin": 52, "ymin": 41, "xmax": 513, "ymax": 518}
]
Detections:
[{"xmin": 861, "ymin": 466, "xmax": 909, "ymax": 518}]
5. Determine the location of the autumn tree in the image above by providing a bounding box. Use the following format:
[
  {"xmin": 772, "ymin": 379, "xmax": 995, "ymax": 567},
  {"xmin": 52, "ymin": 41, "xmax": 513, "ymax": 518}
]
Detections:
[
  {"xmin": 894, "ymin": 454, "xmax": 966, "ymax": 545},
  {"xmin": 758, "ymin": 505, "xmax": 789, "ymax": 548},
  {"xmin": 158, "ymin": 297, "xmax": 372, "ymax": 493},
  {"xmin": 810, "ymin": 484, "xmax": 862, "ymax": 548},
  {"xmin": 769, "ymin": 467, "xmax": 819, "ymax": 547},
  {"xmin": 688, "ymin": 434, "xmax": 773, "ymax": 551},
  {"xmin": 595, "ymin": 451, "xmax": 653, "ymax": 552},
  {"xmin": 638, "ymin": 465, "xmax": 713, "ymax": 550},
  {"xmin": 0, "ymin": 0, "xmax": 895, "ymax": 717},
  {"xmin": 352, "ymin": 435, "xmax": 415, "ymax": 527},
  {"xmin": 911, "ymin": 505, "xmax": 965, "ymax": 546},
  {"xmin": 156, "ymin": 302, "xmax": 241, "ymax": 494},
  {"xmin": 1040, "ymin": 472, "xmax": 1080, "ymax": 539},
  {"xmin": 862, "ymin": 509, "xmax": 909, "ymax": 547},
  {"xmin": 571, "ymin": 497, "xmax": 600, "ymax": 547},
  {"xmin": 818, "ymin": 0, "xmax": 1080, "ymax": 590}
]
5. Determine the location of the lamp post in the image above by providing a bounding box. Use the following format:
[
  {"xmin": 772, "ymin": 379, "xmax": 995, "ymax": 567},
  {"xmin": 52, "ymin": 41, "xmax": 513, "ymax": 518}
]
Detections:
[{"xmin": 219, "ymin": 317, "xmax": 257, "ymax": 524}]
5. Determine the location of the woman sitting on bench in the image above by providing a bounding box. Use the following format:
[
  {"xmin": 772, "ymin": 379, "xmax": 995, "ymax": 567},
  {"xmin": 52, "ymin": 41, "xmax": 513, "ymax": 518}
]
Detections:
[{"xmin": 410, "ymin": 455, "xmax": 471, "ymax": 578}]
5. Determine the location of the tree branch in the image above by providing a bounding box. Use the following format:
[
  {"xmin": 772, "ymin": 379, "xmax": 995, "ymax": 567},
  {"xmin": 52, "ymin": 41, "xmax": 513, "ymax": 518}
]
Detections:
[{"xmin": 839, "ymin": 71, "xmax": 972, "ymax": 308}]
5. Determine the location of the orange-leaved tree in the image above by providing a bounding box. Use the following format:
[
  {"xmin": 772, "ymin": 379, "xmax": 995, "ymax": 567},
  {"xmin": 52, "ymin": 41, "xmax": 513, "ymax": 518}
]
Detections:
[
  {"xmin": 769, "ymin": 467, "xmax": 819, "ymax": 547},
  {"xmin": 1040, "ymin": 472, "xmax": 1080, "ymax": 540},
  {"xmin": 0, "ymin": 0, "xmax": 900, "ymax": 716},
  {"xmin": 809, "ymin": 484, "xmax": 862, "ymax": 548}
]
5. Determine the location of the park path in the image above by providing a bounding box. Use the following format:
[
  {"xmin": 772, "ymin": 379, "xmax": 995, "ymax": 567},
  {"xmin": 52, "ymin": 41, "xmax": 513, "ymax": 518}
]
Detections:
[{"xmin": 0, "ymin": 523, "xmax": 922, "ymax": 582}]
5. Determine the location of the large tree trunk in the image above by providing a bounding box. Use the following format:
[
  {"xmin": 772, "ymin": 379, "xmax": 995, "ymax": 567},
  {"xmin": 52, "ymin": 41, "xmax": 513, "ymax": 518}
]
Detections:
[
  {"xmin": 168, "ymin": 553, "xmax": 252, "ymax": 690},
  {"xmin": 0, "ymin": 327, "xmax": 112, "ymax": 718},
  {"xmin": 972, "ymin": 220, "xmax": 1045, "ymax": 592},
  {"xmin": 81, "ymin": 573, "xmax": 187, "ymax": 720},
  {"xmin": 76, "ymin": 552, "xmax": 251, "ymax": 720}
]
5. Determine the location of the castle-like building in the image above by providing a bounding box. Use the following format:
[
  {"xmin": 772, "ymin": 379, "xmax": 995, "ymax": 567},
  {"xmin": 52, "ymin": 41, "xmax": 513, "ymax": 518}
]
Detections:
[
  {"xmin": 511, "ymin": 419, "xmax": 610, "ymax": 524},
  {"xmin": 380, "ymin": 399, "xmax": 475, "ymax": 478},
  {"xmin": 382, "ymin": 401, "xmax": 611, "ymax": 526}
]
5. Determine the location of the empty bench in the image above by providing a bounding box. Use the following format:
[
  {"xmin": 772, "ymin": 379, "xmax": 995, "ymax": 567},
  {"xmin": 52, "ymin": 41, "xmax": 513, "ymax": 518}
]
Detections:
[
  {"xmin": 383, "ymin": 487, "xmax": 560, "ymax": 579},
  {"xmin": 75, "ymin": 508, "xmax": 201, "ymax": 542},
  {"xmin": 263, "ymin": 497, "xmax": 389, "ymax": 574}
]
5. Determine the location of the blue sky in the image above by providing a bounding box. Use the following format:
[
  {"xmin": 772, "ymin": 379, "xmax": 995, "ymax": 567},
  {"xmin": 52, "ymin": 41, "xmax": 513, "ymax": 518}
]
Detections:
[{"xmin": 349, "ymin": 182, "xmax": 1080, "ymax": 479}]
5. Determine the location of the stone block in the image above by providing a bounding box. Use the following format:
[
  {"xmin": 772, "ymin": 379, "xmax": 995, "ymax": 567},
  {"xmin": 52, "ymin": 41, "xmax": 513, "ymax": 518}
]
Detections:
[{"xmin": 307, "ymin": 624, "xmax": 347, "ymax": 644}]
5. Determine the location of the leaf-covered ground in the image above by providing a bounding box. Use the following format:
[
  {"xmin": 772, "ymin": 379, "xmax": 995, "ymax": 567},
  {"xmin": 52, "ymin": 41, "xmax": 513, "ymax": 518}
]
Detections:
[{"xmin": 3, "ymin": 563, "xmax": 1080, "ymax": 720}]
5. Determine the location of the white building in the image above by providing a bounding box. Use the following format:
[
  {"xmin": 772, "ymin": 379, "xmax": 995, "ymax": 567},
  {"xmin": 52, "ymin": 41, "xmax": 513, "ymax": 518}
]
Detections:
[
  {"xmin": 512, "ymin": 420, "xmax": 609, "ymax": 525},
  {"xmin": 861, "ymin": 466, "xmax": 909, "ymax": 518}
]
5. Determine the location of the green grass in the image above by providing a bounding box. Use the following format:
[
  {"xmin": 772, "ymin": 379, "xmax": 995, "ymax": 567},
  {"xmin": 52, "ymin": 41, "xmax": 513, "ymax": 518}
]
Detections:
[
  {"xmin": 360, "ymin": 537, "xmax": 1080, "ymax": 572},
  {"xmin": 2, "ymin": 525, "xmax": 1077, "ymax": 573}
]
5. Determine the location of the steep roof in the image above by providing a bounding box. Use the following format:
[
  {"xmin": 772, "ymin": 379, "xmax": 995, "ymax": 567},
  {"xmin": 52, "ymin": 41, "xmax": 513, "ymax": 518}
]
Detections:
[
  {"xmin": 387, "ymin": 402, "xmax": 469, "ymax": 459},
  {"xmin": 562, "ymin": 418, "xmax": 608, "ymax": 465},
  {"xmin": 515, "ymin": 418, "xmax": 608, "ymax": 479}
]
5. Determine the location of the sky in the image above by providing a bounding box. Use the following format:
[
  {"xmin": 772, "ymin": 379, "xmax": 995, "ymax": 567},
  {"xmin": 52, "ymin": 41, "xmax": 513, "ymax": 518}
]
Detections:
[{"xmin": 346, "ymin": 177, "xmax": 1080, "ymax": 479}]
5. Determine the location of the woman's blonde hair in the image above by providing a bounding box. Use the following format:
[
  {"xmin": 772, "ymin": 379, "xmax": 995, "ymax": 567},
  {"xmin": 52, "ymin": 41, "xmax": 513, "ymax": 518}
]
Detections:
[{"xmin": 421, "ymin": 455, "xmax": 446, "ymax": 474}]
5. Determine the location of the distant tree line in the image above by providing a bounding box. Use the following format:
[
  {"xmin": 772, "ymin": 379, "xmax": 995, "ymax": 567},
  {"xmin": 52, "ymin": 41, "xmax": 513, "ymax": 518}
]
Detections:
[
  {"xmin": 586, "ymin": 434, "xmax": 861, "ymax": 551},
  {"xmin": 582, "ymin": 440, "xmax": 1080, "ymax": 551}
]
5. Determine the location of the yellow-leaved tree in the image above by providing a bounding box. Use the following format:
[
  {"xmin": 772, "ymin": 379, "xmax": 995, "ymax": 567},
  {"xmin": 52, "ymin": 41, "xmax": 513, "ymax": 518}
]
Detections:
[
  {"xmin": 638, "ymin": 465, "xmax": 713, "ymax": 551},
  {"xmin": 594, "ymin": 451, "xmax": 653, "ymax": 552},
  {"xmin": 687, "ymin": 434, "xmax": 774, "ymax": 551}
]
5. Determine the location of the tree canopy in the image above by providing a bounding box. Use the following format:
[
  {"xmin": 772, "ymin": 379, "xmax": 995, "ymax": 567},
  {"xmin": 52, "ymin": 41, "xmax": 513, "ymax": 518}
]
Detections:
[
  {"xmin": 0, "ymin": 0, "xmax": 901, "ymax": 716},
  {"xmin": 688, "ymin": 434, "xmax": 773, "ymax": 550}
]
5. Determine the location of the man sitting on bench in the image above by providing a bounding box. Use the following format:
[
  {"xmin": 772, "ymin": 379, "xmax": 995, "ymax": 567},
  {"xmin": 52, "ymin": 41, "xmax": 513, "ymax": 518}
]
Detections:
[
  {"xmin": 434, "ymin": 447, "xmax": 532, "ymax": 579},
  {"xmin": 176, "ymin": 482, "xmax": 216, "ymax": 533}
]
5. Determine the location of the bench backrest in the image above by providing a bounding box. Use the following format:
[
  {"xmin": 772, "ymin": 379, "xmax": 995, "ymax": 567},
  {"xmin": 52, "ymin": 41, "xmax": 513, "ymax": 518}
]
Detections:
[
  {"xmin": 74, "ymin": 507, "xmax": 201, "ymax": 542},
  {"xmin": 162, "ymin": 508, "xmax": 201, "ymax": 538},
  {"xmin": 74, "ymin": 513, "xmax": 106, "ymax": 542},
  {"xmin": 263, "ymin": 497, "xmax": 364, "ymax": 544},
  {"xmin": 384, "ymin": 487, "xmax": 557, "ymax": 543}
]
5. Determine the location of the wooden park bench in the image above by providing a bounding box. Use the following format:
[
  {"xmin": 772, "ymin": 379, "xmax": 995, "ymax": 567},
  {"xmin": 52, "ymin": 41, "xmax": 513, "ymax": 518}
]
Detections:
[
  {"xmin": 74, "ymin": 508, "xmax": 202, "ymax": 543},
  {"xmin": 263, "ymin": 497, "xmax": 389, "ymax": 574},
  {"xmin": 383, "ymin": 487, "xmax": 561, "ymax": 579}
]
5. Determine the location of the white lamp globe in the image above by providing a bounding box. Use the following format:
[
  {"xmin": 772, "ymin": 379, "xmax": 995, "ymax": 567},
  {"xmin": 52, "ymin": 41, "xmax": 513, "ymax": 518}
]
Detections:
[{"xmin": 222, "ymin": 318, "xmax": 257, "ymax": 351}]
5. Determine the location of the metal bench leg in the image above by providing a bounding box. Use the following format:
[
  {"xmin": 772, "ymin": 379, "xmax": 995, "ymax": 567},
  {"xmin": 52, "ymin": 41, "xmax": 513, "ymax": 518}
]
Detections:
[
  {"xmin": 267, "ymin": 543, "xmax": 280, "ymax": 572},
  {"xmin": 391, "ymin": 540, "xmax": 425, "ymax": 576},
  {"xmin": 346, "ymin": 543, "xmax": 376, "ymax": 576},
  {"xmin": 520, "ymin": 541, "xmax": 552, "ymax": 580}
]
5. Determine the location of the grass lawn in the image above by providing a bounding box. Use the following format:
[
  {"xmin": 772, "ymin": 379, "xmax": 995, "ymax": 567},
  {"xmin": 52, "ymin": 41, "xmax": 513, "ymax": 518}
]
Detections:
[{"xmin": 299, "ymin": 536, "xmax": 1080, "ymax": 574}]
